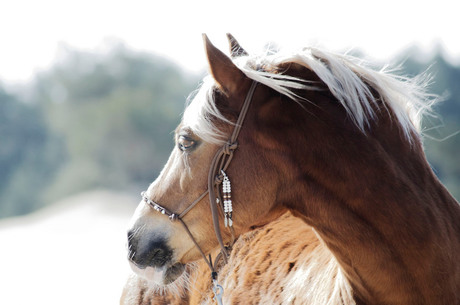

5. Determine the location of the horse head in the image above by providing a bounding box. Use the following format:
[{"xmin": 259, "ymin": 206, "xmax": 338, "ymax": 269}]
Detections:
[{"xmin": 126, "ymin": 35, "xmax": 287, "ymax": 285}]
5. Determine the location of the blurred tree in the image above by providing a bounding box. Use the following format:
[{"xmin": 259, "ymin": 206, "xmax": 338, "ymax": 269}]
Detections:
[
  {"xmin": 0, "ymin": 88, "xmax": 65, "ymax": 217},
  {"xmin": 32, "ymin": 45, "xmax": 200, "ymax": 205}
]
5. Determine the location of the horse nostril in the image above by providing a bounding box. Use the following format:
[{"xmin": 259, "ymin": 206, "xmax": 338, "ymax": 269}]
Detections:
[
  {"xmin": 127, "ymin": 237, "xmax": 173, "ymax": 269},
  {"xmin": 147, "ymin": 248, "xmax": 168, "ymax": 265}
]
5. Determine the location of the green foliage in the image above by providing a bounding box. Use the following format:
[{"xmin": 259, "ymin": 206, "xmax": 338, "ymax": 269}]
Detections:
[
  {"xmin": 0, "ymin": 89, "xmax": 65, "ymax": 217},
  {"xmin": 33, "ymin": 46, "xmax": 200, "ymax": 204},
  {"xmin": 0, "ymin": 45, "xmax": 200, "ymax": 218}
]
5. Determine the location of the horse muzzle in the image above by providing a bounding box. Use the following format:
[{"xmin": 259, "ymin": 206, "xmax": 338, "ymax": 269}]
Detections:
[{"xmin": 127, "ymin": 230, "xmax": 185, "ymax": 285}]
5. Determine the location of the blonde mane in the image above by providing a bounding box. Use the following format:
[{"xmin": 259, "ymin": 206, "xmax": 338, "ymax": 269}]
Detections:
[{"xmin": 183, "ymin": 46, "xmax": 437, "ymax": 144}]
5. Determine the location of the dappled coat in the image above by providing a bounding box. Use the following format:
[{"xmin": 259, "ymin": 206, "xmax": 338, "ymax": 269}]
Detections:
[{"xmin": 120, "ymin": 212, "xmax": 354, "ymax": 305}]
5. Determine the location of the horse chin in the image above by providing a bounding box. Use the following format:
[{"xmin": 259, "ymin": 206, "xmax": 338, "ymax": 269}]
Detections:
[
  {"xmin": 164, "ymin": 263, "xmax": 186, "ymax": 284},
  {"xmin": 129, "ymin": 262, "xmax": 186, "ymax": 285}
]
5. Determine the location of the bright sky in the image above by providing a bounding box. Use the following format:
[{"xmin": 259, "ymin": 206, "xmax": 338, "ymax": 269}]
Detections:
[{"xmin": 0, "ymin": 0, "xmax": 459, "ymax": 84}]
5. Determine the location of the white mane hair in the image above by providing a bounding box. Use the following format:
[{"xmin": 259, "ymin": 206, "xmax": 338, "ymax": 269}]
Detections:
[{"xmin": 182, "ymin": 46, "xmax": 438, "ymax": 144}]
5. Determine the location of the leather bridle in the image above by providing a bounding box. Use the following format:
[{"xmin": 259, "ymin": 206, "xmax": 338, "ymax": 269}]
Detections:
[{"xmin": 140, "ymin": 81, "xmax": 258, "ymax": 302}]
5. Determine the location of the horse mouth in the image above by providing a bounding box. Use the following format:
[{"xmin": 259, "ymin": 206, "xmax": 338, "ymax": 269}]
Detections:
[
  {"xmin": 164, "ymin": 263, "xmax": 186, "ymax": 284},
  {"xmin": 129, "ymin": 261, "xmax": 186, "ymax": 285}
]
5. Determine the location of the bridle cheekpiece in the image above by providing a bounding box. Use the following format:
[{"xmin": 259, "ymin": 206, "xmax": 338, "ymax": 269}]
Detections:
[{"xmin": 140, "ymin": 81, "xmax": 258, "ymax": 305}]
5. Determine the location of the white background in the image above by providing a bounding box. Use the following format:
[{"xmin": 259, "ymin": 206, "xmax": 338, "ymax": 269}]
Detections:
[{"xmin": 0, "ymin": 0, "xmax": 458, "ymax": 84}]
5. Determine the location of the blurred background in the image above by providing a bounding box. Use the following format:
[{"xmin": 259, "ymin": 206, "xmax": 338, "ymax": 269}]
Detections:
[{"xmin": 0, "ymin": 1, "xmax": 459, "ymax": 304}]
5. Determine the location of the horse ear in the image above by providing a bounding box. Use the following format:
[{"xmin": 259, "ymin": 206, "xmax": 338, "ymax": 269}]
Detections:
[
  {"xmin": 226, "ymin": 33, "xmax": 248, "ymax": 58},
  {"xmin": 203, "ymin": 34, "xmax": 246, "ymax": 96}
]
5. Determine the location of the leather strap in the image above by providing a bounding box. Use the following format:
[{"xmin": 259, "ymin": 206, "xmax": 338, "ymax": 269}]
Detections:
[
  {"xmin": 141, "ymin": 81, "xmax": 258, "ymax": 279},
  {"xmin": 207, "ymin": 81, "xmax": 258, "ymax": 259}
]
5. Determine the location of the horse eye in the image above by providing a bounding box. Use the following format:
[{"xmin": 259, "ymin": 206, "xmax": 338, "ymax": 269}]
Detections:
[{"xmin": 178, "ymin": 135, "xmax": 196, "ymax": 151}]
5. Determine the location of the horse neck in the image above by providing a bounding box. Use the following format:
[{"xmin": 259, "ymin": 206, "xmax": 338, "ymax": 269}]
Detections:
[{"xmin": 259, "ymin": 92, "xmax": 460, "ymax": 305}]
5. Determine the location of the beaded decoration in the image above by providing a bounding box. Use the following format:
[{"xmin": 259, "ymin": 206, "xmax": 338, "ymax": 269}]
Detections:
[{"xmin": 221, "ymin": 170, "xmax": 233, "ymax": 227}]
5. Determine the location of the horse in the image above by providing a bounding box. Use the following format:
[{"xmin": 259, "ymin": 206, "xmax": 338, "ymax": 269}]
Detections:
[
  {"xmin": 121, "ymin": 212, "xmax": 353, "ymax": 305},
  {"xmin": 126, "ymin": 34, "xmax": 460, "ymax": 305}
]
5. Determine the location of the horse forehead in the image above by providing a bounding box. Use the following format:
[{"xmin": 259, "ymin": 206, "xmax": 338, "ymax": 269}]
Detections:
[
  {"xmin": 182, "ymin": 100, "xmax": 201, "ymax": 131},
  {"xmin": 181, "ymin": 77, "xmax": 215, "ymax": 132}
]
